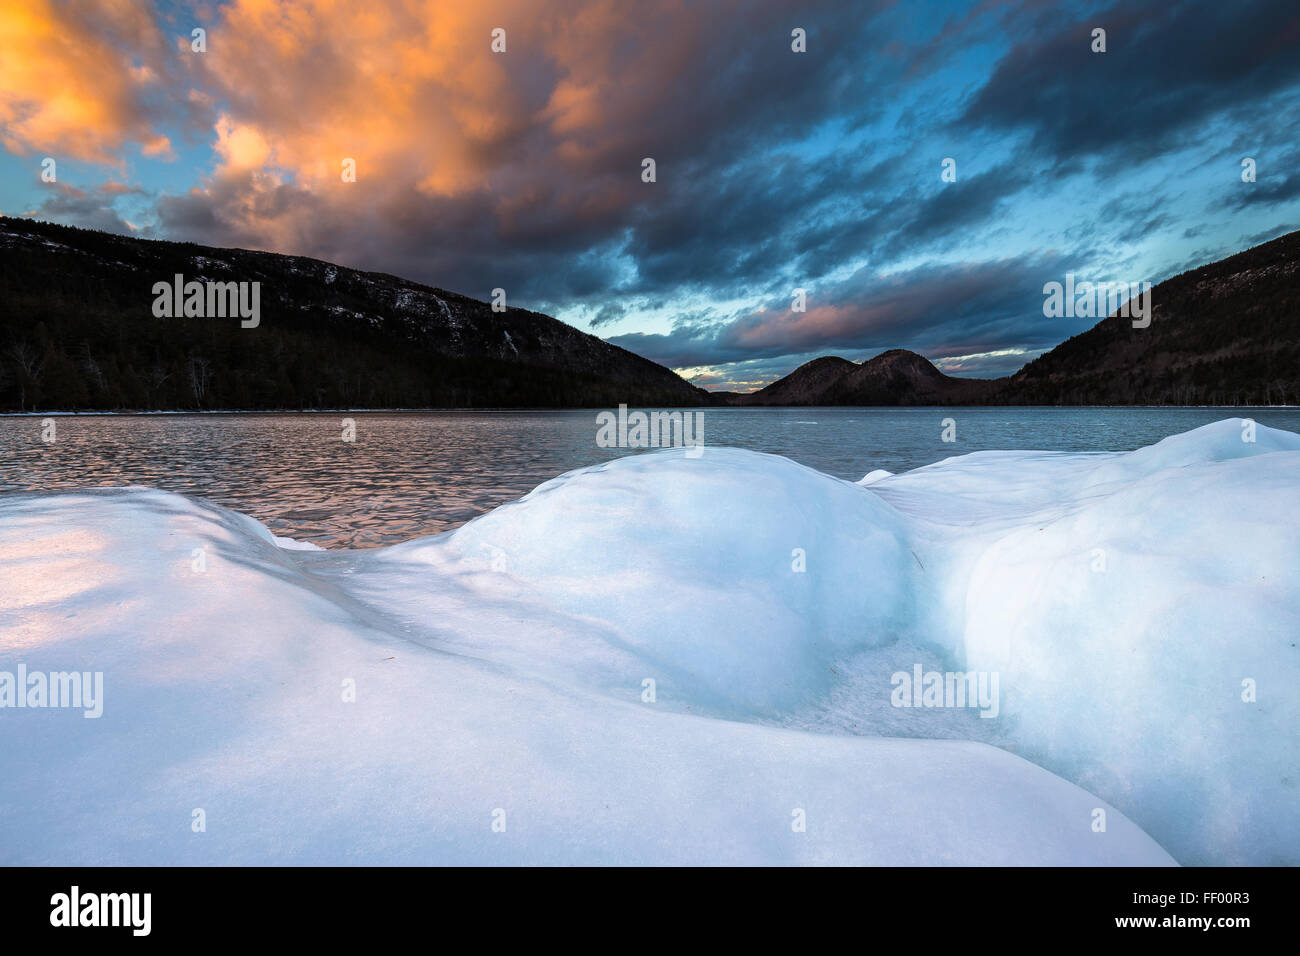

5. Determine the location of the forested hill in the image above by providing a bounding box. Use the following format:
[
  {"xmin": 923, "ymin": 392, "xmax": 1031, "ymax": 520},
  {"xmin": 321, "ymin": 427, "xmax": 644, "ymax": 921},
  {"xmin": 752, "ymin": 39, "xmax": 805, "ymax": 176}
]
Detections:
[
  {"xmin": 0, "ymin": 217, "xmax": 707, "ymax": 411},
  {"xmin": 999, "ymin": 228, "xmax": 1300, "ymax": 405}
]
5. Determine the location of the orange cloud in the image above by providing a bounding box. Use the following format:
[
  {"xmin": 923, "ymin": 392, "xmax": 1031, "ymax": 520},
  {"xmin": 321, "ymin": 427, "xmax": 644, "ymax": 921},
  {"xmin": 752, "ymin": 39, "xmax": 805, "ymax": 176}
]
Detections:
[
  {"xmin": 178, "ymin": 1, "xmax": 756, "ymax": 202},
  {"xmin": 14, "ymin": 0, "xmax": 826, "ymax": 308},
  {"xmin": 0, "ymin": 0, "xmax": 176, "ymax": 163},
  {"xmin": 187, "ymin": 0, "xmax": 544, "ymax": 196}
]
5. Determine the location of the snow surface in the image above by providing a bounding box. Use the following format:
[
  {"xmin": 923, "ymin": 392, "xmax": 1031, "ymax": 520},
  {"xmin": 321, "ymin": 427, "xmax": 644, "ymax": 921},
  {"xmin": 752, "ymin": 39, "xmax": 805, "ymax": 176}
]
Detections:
[
  {"xmin": 857, "ymin": 468, "xmax": 894, "ymax": 485},
  {"xmin": 2, "ymin": 419, "xmax": 1294, "ymax": 865},
  {"xmin": 272, "ymin": 534, "xmax": 325, "ymax": 552}
]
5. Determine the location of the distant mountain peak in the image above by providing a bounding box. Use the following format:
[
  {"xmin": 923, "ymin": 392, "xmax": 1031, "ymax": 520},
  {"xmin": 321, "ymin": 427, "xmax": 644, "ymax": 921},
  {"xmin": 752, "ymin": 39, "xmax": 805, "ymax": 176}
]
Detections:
[
  {"xmin": 739, "ymin": 347, "xmax": 990, "ymax": 406},
  {"xmin": 736, "ymin": 231, "xmax": 1300, "ymax": 406}
]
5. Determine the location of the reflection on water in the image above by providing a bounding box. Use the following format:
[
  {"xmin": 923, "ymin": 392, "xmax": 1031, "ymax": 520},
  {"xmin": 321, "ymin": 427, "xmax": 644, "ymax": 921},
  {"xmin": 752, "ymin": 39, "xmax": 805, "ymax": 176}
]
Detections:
[{"xmin": 2, "ymin": 407, "xmax": 1298, "ymax": 548}]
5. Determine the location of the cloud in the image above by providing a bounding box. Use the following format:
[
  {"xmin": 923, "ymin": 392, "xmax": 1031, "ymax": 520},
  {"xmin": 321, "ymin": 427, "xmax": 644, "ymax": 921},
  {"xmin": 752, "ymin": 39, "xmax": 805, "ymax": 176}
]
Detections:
[
  {"xmin": 148, "ymin": 0, "xmax": 906, "ymax": 304},
  {"xmin": 608, "ymin": 252, "xmax": 1081, "ymax": 371},
  {"xmin": 24, "ymin": 181, "xmax": 143, "ymax": 234},
  {"xmin": 1220, "ymin": 148, "xmax": 1300, "ymax": 211},
  {"xmin": 959, "ymin": 0, "xmax": 1300, "ymax": 166},
  {"xmin": 0, "ymin": 0, "xmax": 179, "ymax": 163}
]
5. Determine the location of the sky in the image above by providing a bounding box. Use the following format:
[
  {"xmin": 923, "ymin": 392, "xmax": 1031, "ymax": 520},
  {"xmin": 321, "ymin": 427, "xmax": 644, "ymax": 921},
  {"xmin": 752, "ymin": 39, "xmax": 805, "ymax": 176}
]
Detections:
[{"xmin": 1, "ymin": 0, "xmax": 1298, "ymax": 391}]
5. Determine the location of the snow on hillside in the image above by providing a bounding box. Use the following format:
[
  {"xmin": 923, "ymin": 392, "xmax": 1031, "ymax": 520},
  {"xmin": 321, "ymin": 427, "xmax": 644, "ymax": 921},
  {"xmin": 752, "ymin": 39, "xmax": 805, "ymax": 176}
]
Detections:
[{"xmin": 2, "ymin": 419, "xmax": 1296, "ymax": 865}]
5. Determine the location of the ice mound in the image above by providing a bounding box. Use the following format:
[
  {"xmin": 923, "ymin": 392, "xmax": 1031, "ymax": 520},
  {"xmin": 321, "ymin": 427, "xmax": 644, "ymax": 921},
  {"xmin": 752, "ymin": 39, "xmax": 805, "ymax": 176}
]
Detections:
[
  {"xmin": 1081, "ymin": 417, "xmax": 1300, "ymax": 488},
  {"xmin": 957, "ymin": 443, "xmax": 1300, "ymax": 865},
  {"xmin": 273, "ymin": 534, "xmax": 325, "ymax": 551},
  {"xmin": 857, "ymin": 469, "xmax": 894, "ymax": 485},
  {"xmin": 0, "ymin": 488, "xmax": 1169, "ymax": 865},
  {"xmin": 1, "ymin": 418, "xmax": 1294, "ymax": 865},
  {"xmin": 872, "ymin": 419, "xmax": 1300, "ymax": 865},
  {"xmin": 384, "ymin": 448, "xmax": 915, "ymax": 715}
]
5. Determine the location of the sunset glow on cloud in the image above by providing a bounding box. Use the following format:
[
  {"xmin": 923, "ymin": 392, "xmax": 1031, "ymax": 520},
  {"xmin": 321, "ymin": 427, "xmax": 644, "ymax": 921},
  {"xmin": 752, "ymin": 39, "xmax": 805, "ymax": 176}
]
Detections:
[
  {"xmin": 3, "ymin": 0, "xmax": 1299, "ymax": 389},
  {"xmin": 0, "ymin": 0, "xmax": 175, "ymax": 163}
]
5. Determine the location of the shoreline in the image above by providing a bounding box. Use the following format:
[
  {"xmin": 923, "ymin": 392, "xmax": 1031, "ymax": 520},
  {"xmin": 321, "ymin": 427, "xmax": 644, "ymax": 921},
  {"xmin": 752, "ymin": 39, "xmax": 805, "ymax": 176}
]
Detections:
[{"xmin": 3, "ymin": 403, "xmax": 1300, "ymax": 416}]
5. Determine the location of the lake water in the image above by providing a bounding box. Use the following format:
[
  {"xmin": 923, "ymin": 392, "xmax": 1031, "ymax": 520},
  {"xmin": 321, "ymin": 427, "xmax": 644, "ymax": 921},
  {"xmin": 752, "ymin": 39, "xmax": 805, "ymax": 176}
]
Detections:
[{"xmin": 2, "ymin": 407, "xmax": 1297, "ymax": 548}]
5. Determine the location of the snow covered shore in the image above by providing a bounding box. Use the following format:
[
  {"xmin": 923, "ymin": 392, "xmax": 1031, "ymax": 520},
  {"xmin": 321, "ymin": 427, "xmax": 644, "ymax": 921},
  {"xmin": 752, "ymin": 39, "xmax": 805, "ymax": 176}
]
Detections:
[{"xmin": 2, "ymin": 419, "xmax": 1295, "ymax": 865}]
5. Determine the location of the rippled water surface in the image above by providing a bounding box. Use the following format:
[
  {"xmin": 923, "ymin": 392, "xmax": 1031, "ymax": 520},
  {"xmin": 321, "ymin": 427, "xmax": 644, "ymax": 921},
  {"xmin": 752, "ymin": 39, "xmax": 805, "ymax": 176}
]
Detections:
[{"xmin": 2, "ymin": 407, "xmax": 1297, "ymax": 548}]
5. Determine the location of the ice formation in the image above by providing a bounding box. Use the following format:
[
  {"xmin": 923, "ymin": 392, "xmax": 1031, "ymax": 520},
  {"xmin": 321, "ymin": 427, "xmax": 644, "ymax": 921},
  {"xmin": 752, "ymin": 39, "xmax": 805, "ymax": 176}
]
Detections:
[{"xmin": 3, "ymin": 419, "xmax": 1296, "ymax": 865}]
